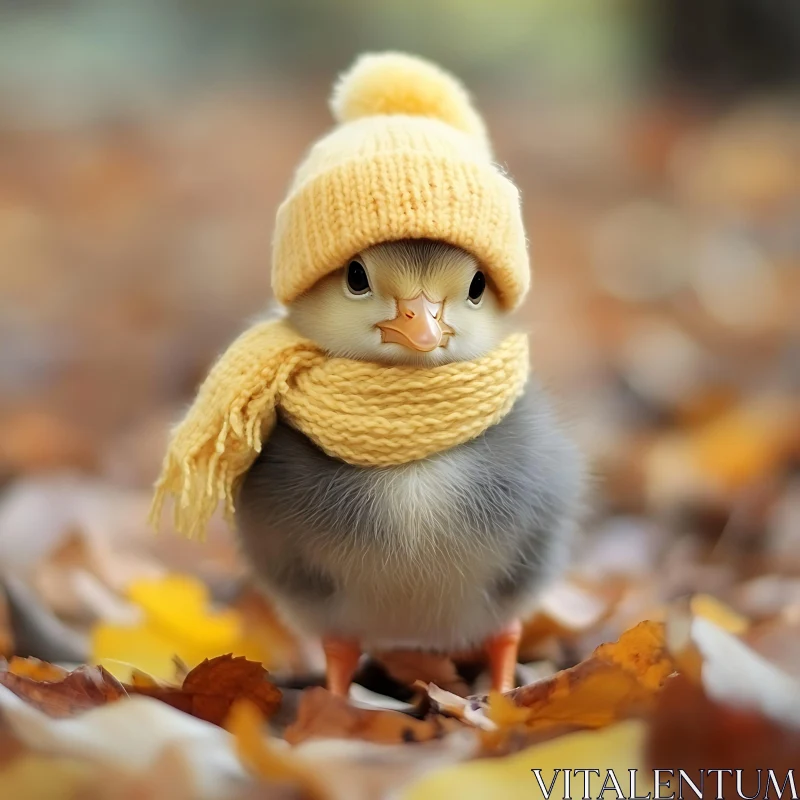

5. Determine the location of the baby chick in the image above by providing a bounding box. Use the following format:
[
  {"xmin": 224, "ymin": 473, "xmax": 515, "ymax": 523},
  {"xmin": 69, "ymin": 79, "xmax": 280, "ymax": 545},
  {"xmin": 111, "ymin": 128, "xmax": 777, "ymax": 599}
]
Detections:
[{"xmin": 236, "ymin": 239, "xmax": 584, "ymax": 694}]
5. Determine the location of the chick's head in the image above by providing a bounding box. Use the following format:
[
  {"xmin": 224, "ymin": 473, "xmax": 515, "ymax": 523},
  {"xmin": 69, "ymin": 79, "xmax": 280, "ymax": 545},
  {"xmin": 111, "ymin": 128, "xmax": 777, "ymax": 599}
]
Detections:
[{"xmin": 287, "ymin": 239, "xmax": 510, "ymax": 366}]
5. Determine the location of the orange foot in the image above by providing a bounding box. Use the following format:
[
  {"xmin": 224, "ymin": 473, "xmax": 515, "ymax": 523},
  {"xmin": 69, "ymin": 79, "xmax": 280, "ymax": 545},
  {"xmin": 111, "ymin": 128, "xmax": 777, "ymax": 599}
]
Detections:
[
  {"xmin": 485, "ymin": 619, "xmax": 522, "ymax": 693},
  {"xmin": 322, "ymin": 636, "xmax": 361, "ymax": 696}
]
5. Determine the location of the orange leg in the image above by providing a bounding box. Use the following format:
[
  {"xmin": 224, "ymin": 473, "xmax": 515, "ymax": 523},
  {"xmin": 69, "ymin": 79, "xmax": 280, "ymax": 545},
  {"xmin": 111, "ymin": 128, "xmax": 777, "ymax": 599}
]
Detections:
[
  {"xmin": 322, "ymin": 636, "xmax": 361, "ymax": 696},
  {"xmin": 486, "ymin": 619, "xmax": 522, "ymax": 693}
]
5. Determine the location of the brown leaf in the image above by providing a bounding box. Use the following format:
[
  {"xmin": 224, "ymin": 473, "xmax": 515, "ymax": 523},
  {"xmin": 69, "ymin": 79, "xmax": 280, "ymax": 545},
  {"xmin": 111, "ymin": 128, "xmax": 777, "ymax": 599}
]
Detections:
[
  {"xmin": 0, "ymin": 660, "xmax": 126, "ymax": 717},
  {"xmin": 647, "ymin": 676, "xmax": 800, "ymax": 797},
  {"xmin": 127, "ymin": 654, "xmax": 281, "ymax": 727},
  {"xmin": 284, "ymin": 687, "xmax": 459, "ymax": 746}
]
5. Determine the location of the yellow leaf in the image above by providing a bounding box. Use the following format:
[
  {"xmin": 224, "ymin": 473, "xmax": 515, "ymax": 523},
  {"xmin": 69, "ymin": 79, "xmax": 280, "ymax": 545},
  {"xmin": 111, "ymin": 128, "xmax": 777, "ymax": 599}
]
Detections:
[
  {"xmin": 129, "ymin": 576, "xmax": 241, "ymax": 650},
  {"xmin": 403, "ymin": 720, "xmax": 651, "ymax": 800},
  {"xmin": 91, "ymin": 574, "xmax": 269, "ymax": 680}
]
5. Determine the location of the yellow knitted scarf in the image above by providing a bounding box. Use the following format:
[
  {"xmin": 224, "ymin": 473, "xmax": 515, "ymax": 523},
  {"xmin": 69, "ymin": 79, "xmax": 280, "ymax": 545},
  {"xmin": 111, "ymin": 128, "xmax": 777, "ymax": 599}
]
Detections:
[{"xmin": 150, "ymin": 319, "xmax": 529, "ymax": 538}]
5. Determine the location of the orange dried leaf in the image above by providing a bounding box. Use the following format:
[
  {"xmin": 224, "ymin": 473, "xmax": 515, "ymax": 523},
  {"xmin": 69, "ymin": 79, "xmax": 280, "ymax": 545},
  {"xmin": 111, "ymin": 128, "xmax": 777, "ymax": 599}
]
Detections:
[
  {"xmin": 591, "ymin": 619, "xmax": 673, "ymax": 691},
  {"xmin": 486, "ymin": 691, "xmax": 529, "ymax": 727},
  {"xmin": 227, "ymin": 699, "xmax": 331, "ymax": 800},
  {"xmin": 6, "ymin": 657, "xmax": 68, "ymax": 682},
  {"xmin": 0, "ymin": 661, "xmax": 126, "ymax": 717},
  {"xmin": 505, "ymin": 620, "xmax": 674, "ymax": 732},
  {"xmin": 285, "ymin": 686, "xmax": 458, "ymax": 746}
]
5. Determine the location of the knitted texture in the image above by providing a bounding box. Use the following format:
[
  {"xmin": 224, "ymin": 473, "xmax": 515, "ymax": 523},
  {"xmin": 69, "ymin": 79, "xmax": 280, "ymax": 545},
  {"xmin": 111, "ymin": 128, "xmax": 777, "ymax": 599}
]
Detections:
[
  {"xmin": 150, "ymin": 319, "xmax": 530, "ymax": 539},
  {"xmin": 271, "ymin": 52, "xmax": 531, "ymax": 310}
]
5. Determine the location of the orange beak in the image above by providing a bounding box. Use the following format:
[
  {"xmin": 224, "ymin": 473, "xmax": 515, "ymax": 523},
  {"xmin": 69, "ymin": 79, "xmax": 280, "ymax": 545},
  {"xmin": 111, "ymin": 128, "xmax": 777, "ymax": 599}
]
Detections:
[{"xmin": 376, "ymin": 294, "xmax": 454, "ymax": 353}]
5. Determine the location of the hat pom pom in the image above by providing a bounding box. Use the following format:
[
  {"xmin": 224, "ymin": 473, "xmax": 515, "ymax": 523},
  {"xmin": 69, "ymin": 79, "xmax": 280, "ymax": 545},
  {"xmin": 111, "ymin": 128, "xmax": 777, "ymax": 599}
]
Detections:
[{"xmin": 330, "ymin": 52, "xmax": 488, "ymax": 143}]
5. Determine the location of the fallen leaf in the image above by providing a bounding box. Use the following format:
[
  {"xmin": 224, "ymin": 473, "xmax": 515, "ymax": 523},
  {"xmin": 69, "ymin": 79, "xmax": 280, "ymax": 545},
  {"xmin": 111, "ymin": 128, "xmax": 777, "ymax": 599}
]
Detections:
[
  {"xmin": 0, "ymin": 685, "xmax": 247, "ymax": 800},
  {"xmin": 589, "ymin": 619, "xmax": 673, "ymax": 692},
  {"xmin": 227, "ymin": 699, "xmax": 331, "ymax": 800},
  {"xmin": 667, "ymin": 610, "xmax": 800, "ymax": 726},
  {"xmin": 403, "ymin": 720, "xmax": 652, "ymax": 800},
  {"xmin": 495, "ymin": 620, "xmax": 674, "ymax": 733},
  {"xmin": 486, "ymin": 691, "xmax": 531, "ymax": 728},
  {"xmin": 479, "ymin": 690, "xmax": 539, "ymax": 750},
  {"xmin": 285, "ymin": 687, "xmax": 458, "ymax": 746},
  {"xmin": 92, "ymin": 575, "xmax": 266, "ymax": 680},
  {"xmin": 6, "ymin": 656, "xmax": 68, "ymax": 682},
  {"xmin": 647, "ymin": 676, "xmax": 800, "ymax": 796},
  {"xmin": 0, "ymin": 661, "xmax": 126, "ymax": 717},
  {"xmin": 127, "ymin": 654, "xmax": 282, "ymax": 727}
]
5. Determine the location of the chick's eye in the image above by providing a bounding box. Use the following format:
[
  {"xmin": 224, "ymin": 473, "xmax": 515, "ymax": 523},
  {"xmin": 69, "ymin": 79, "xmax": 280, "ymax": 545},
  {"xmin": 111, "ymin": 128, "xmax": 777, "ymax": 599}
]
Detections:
[
  {"xmin": 345, "ymin": 260, "xmax": 371, "ymax": 295},
  {"xmin": 468, "ymin": 271, "xmax": 486, "ymax": 304}
]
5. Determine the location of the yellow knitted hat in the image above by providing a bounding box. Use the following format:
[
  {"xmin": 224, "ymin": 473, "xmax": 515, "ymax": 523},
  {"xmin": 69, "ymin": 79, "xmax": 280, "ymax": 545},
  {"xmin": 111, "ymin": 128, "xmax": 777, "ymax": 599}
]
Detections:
[{"xmin": 271, "ymin": 52, "xmax": 530, "ymax": 309}]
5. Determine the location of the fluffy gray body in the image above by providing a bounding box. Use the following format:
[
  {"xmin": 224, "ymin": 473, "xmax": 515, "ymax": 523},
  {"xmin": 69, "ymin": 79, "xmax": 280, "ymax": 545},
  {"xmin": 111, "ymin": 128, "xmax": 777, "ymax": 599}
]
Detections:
[{"xmin": 235, "ymin": 379, "xmax": 584, "ymax": 652}]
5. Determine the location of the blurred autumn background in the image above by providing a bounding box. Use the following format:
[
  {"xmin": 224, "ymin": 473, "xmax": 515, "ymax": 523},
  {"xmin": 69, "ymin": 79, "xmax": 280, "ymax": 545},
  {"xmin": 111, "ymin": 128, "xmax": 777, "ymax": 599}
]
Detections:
[{"xmin": 0, "ymin": 0, "xmax": 799, "ymax": 766}]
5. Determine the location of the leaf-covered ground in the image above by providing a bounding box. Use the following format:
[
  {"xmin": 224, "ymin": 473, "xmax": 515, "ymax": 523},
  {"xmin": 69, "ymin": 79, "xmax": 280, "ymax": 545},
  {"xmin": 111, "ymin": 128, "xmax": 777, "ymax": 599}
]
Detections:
[{"xmin": 1, "ymin": 65, "xmax": 799, "ymax": 798}]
